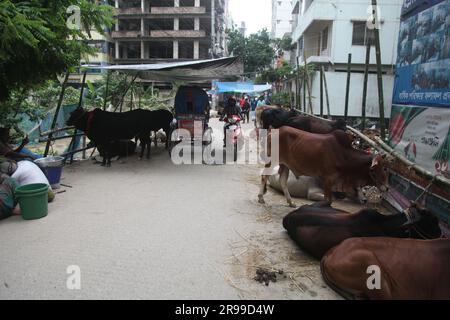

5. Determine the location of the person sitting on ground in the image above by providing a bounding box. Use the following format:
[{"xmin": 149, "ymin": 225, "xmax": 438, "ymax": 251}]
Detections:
[
  {"xmin": 0, "ymin": 127, "xmax": 41, "ymax": 161},
  {"xmin": 0, "ymin": 157, "xmax": 55, "ymax": 203},
  {"xmin": 0, "ymin": 173, "xmax": 19, "ymax": 220}
]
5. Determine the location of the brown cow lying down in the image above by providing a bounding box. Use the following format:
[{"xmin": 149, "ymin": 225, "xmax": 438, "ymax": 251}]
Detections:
[
  {"xmin": 321, "ymin": 237, "xmax": 450, "ymax": 300},
  {"xmin": 258, "ymin": 126, "xmax": 389, "ymax": 206},
  {"xmin": 282, "ymin": 202, "xmax": 442, "ymax": 259}
]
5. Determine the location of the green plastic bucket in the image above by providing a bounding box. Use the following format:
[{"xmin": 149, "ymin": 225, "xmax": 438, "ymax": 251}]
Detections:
[{"xmin": 15, "ymin": 183, "xmax": 49, "ymax": 220}]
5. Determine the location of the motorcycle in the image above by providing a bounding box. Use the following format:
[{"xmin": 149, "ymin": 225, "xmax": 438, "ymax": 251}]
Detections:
[{"xmin": 221, "ymin": 115, "xmax": 244, "ymax": 162}]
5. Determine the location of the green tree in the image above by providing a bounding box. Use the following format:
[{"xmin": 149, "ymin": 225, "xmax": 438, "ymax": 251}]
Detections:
[
  {"xmin": 227, "ymin": 28, "xmax": 276, "ymax": 75},
  {"xmin": 0, "ymin": 0, "xmax": 114, "ymax": 101}
]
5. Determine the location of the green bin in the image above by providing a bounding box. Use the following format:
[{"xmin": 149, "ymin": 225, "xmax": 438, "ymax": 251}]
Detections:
[{"xmin": 15, "ymin": 183, "xmax": 49, "ymax": 220}]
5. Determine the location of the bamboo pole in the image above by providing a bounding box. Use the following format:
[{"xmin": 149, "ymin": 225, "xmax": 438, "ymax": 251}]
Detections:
[
  {"xmin": 103, "ymin": 70, "xmax": 110, "ymax": 111},
  {"xmin": 70, "ymin": 71, "xmax": 87, "ymax": 163},
  {"xmin": 362, "ymin": 41, "xmax": 371, "ymax": 131},
  {"xmin": 44, "ymin": 71, "xmax": 70, "ymax": 157},
  {"xmin": 40, "ymin": 126, "xmax": 75, "ymax": 137},
  {"xmin": 296, "ymin": 57, "xmax": 301, "ymax": 110},
  {"xmin": 117, "ymin": 73, "xmax": 139, "ymax": 113},
  {"xmin": 320, "ymin": 66, "xmax": 324, "ymax": 117},
  {"xmin": 344, "ymin": 53, "xmax": 352, "ymax": 122},
  {"xmin": 372, "ymin": 0, "xmax": 387, "ymax": 140},
  {"xmin": 304, "ymin": 59, "xmax": 313, "ymax": 114},
  {"xmin": 321, "ymin": 66, "xmax": 331, "ymax": 119}
]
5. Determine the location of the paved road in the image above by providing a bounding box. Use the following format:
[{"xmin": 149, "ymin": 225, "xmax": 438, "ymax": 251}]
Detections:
[{"xmin": 0, "ymin": 119, "xmax": 340, "ymax": 300}]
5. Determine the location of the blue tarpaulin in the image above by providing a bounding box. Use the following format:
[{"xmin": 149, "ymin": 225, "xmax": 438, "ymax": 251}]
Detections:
[{"xmin": 211, "ymin": 82, "xmax": 272, "ymax": 93}]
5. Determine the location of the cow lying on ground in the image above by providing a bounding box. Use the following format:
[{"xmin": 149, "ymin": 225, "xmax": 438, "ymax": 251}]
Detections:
[
  {"xmin": 321, "ymin": 237, "xmax": 450, "ymax": 299},
  {"xmin": 258, "ymin": 126, "xmax": 389, "ymax": 206},
  {"xmin": 261, "ymin": 108, "xmax": 347, "ymax": 134},
  {"xmin": 268, "ymin": 171, "xmax": 325, "ymax": 201},
  {"xmin": 67, "ymin": 107, "xmax": 173, "ymax": 166},
  {"xmin": 282, "ymin": 202, "xmax": 442, "ymax": 259}
]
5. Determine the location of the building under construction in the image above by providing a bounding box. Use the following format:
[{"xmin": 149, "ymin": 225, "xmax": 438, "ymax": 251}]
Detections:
[{"xmin": 112, "ymin": 0, "xmax": 229, "ymax": 64}]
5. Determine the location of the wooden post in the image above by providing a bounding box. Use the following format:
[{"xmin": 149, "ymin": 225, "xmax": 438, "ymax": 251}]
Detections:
[
  {"xmin": 103, "ymin": 70, "xmax": 110, "ymax": 111},
  {"xmin": 117, "ymin": 74, "xmax": 139, "ymax": 113},
  {"xmin": 44, "ymin": 71, "xmax": 70, "ymax": 157},
  {"xmin": 303, "ymin": 73, "xmax": 306, "ymax": 113},
  {"xmin": 344, "ymin": 53, "xmax": 352, "ymax": 122},
  {"xmin": 372, "ymin": 0, "xmax": 386, "ymax": 140},
  {"xmin": 321, "ymin": 66, "xmax": 331, "ymax": 119},
  {"xmin": 70, "ymin": 71, "xmax": 87, "ymax": 163},
  {"xmin": 362, "ymin": 41, "xmax": 371, "ymax": 131},
  {"xmin": 296, "ymin": 57, "xmax": 301, "ymax": 110},
  {"xmin": 304, "ymin": 60, "xmax": 313, "ymax": 114},
  {"xmin": 320, "ymin": 66, "xmax": 324, "ymax": 117}
]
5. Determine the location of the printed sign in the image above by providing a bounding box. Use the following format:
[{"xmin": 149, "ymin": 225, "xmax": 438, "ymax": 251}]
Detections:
[
  {"xmin": 393, "ymin": 0, "xmax": 450, "ymax": 107},
  {"xmin": 389, "ymin": 104, "xmax": 450, "ymax": 178}
]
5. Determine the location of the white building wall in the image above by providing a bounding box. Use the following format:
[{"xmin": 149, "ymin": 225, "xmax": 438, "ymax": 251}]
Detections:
[
  {"xmin": 272, "ymin": 0, "xmax": 294, "ymax": 39},
  {"xmin": 308, "ymin": 71, "xmax": 394, "ymax": 117}
]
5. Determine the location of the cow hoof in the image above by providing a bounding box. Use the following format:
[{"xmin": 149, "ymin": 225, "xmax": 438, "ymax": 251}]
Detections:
[
  {"xmin": 288, "ymin": 203, "xmax": 297, "ymax": 208},
  {"xmin": 258, "ymin": 197, "xmax": 265, "ymax": 204}
]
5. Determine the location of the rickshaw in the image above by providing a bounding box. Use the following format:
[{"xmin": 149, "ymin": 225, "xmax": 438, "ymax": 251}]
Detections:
[{"xmin": 169, "ymin": 86, "xmax": 212, "ymax": 152}]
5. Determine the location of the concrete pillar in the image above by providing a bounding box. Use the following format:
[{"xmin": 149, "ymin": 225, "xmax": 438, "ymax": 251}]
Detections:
[
  {"xmin": 141, "ymin": 19, "xmax": 145, "ymax": 35},
  {"xmin": 174, "ymin": 18, "xmax": 179, "ymax": 31},
  {"xmin": 195, "ymin": 0, "xmax": 200, "ymax": 7},
  {"xmin": 115, "ymin": 42, "xmax": 120, "ymax": 59},
  {"xmin": 194, "ymin": 41, "xmax": 199, "ymax": 59},
  {"xmin": 174, "ymin": 0, "xmax": 179, "ymax": 7},
  {"xmin": 194, "ymin": 18, "xmax": 200, "ymax": 31},
  {"xmin": 173, "ymin": 41, "xmax": 179, "ymax": 59},
  {"xmin": 141, "ymin": 41, "xmax": 145, "ymax": 59},
  {"xmin": 141, "ymin": 0, "xmax": 145, "ymax": 12},
  {"xmin": 115, "ymin": 0, "xmax": 120, "ymax": 33}
]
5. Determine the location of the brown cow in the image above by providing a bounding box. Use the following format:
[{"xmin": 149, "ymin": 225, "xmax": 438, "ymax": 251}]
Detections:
[
  {"xmin": 321, "ymin": 237, "xmax": 450, "ymax": 300},
  {"xmin": 258, "ymin": 126, "xmax": 389, "ymax": 206},
  {"xmin": 283, "ymin": 202, "xmax": 442, "ymax": 259}
]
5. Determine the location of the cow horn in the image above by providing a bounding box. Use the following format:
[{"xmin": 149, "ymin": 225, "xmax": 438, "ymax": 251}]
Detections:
[{"xmin": 371, "ymin": 156, "xmax": 379, "ymax": 169}]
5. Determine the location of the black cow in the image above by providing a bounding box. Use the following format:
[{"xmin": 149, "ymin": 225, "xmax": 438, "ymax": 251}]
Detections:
[
  {"xmin": 67, "ymin": 107, "xmax": 173, "ymax": 166},
  {"xmin": 282, "ymin": 202, "xmax": 442, "ymax": 259},
  {"xmin": 261, "ymin": 108, "xmax": 347, "ymax": 134}
]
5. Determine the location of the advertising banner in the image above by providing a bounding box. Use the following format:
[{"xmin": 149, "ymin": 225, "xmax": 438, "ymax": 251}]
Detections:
[
  {"xmin": 390, "ymin": 0, "xmax": 450, "ymax": 180},
  {"xmin": 393, "ymin": 0, "xmax": 450, "ymax": 107},
  {"xmin": 389, "ymin": 105, "xmax": 450, "ymax": 178}
]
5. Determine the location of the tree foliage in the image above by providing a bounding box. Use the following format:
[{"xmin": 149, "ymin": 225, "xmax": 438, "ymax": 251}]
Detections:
[
  {"xmin": 0, "ymin": 0, "xmax": 114, "ymax": 101},
  {"xmin": 226, "ymin": 28, "xmax": 276, "ymax": 75}
]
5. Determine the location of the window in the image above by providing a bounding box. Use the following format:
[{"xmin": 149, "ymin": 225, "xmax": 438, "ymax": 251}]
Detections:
[{"xmin": 352, "ymin": 21, "xmax": 375, "ymax": 46}]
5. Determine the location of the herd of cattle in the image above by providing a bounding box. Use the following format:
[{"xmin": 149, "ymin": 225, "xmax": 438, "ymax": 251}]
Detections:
[
  {"xmin": 66, "ymin": 106, "xmax": 449, "ymax": 299},
  {"xmin": 255, "ymin": 105, "xmax": 449, "ymax": 300}
]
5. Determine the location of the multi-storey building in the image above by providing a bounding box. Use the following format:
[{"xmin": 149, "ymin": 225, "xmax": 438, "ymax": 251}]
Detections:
[
  {"xmin": 272, "ymin": 0, "xmax": 294, "ymax": 66},
  {"xmin": 291, "ymin": 0, "xmax": 403, "ymax": 118},
  {"xmin": 272, "ymin": 0, "xmax": 294, "ymax": 39},
  {"xmin": 111, "ymin": 0, "xmax": 229, "ymax": 64}
]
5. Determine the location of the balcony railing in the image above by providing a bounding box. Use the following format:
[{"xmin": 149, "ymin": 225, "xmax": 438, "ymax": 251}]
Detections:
[
  {"xmin": 117, "ymin": 8, "xmax": 142, "ymax": 15},
  {"xmin": 150, "ymin": 7, "xmax": 206, "ymax": 14},
  {"xmin": 149, "ymin": 30, "xmax": 206, "ymax": 38},
  {"xmin": 111, "ymin": 30, "xmax": 141, "ymax": 38}
]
